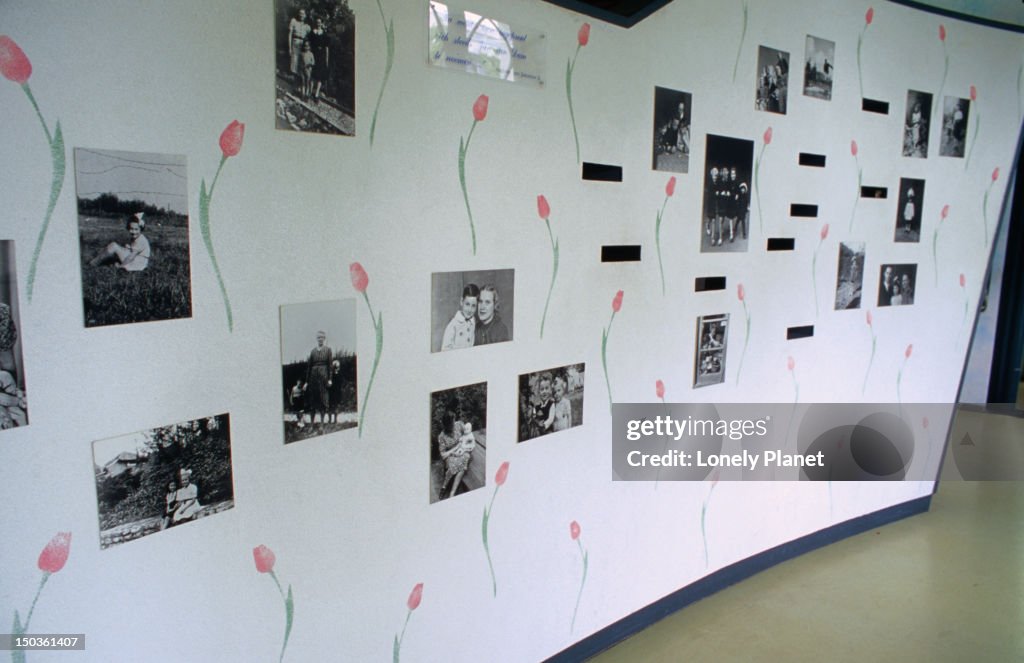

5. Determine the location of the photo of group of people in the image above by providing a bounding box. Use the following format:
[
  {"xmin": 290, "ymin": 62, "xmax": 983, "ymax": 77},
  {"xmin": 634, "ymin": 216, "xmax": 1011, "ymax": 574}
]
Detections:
[
  {"xmin": 92, "ymin": 414, "xmax": 234, "ymax": 549},
  {"xmin": 939, "ymin": 95, "xmax": 970, "ymax": 158},
  {"xmin": 894, "ymin": 178, "xmax": 925, "ymax": 243},
  {"xmin": 878, "ymin": 264, "xmax": 918, "ymax": 307},
  {"xmin": 431, "ymin": 269, "xmax": 514, "ymax": 352},
  {"xmin": 517, "ymin": 364, "xmax": 585, "ymax": 443},
  {"xmin": 756, "ymin": 46, "xmax": 789, "ymax": 114},
  {"xmin": 279, "ymin": 299, "xmax": 358, "ymax": 444},
  {"xmin": 802, "ymin": 35, "xmax": 835, "ymax": 101},
  {"xmin": 429, "ymin": 382, "xmax": 487, "ymax": 503},
  {"xmin": 274, "ymin": 0, "xmax": 356, "ymax": 136},
  {"xmin": 74, "ymin": 148, "xmax": 193, "ymax": 328},
  {"xmin": 651, "ymin": 87, "xmax": 692, "ymax": 173},
  {"xmin": 694, "ymin": 314, "xmax": 729, "ymax": 388},
  {"xmin": 0, "ymin": 242, "xmax": 27, "ymax": 431},
  {"xmin": 903, "ymin": 90, "xmax": 933, "ymax": 158},
  {"xmin": 701, "ymin": 135, "xmax": 753, "ymax": 253},
  {"xmin": 834, "ymin": 242, "xmax": 866, "ymax": 310}
]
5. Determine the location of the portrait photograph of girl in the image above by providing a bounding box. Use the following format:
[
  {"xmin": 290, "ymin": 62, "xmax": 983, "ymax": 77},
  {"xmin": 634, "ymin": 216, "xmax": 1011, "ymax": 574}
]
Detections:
[{"xmin": 74, "ymin": 148, "xmax": 193, "ymax": 327}]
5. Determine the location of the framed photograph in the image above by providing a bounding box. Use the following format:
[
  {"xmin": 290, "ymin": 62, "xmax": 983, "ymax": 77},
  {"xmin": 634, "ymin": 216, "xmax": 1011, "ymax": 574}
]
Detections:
[
  {"xmin": 74, "ymin": 148, "xmax": 192, "ymax": 327},
  {"xmin": 0, "ymin": 241, "xmax": 27, "ymax": 430},
  {"xmin": 902, "ymin": 90, "xmax": 933, "ymax": 158},
  {"xmin": 430, "ymin": 382, "xmax": 487, "ymax": 503},
  {"xmin": 700, "ymin": 135, "xmax": 753, "ymax": 253},
  {"xmin": 802, "ymin": 35, "xmax": 835, "ymax": 101},
  {"xmin": 652, "ymin": 86, "xmax": 692, "ymax": 173},
  {"xmin": 694, "ymin": 314, "xmax": 729, "ymax": 388},
  {"xmin": 275, "ymin": 0, "xmax": 355, "ymax": 136},
  {"xmin": 939, "ymin": 95, "xmax": 970, "ymax": 158},
  {"xmin": 279, "ymin": 299, "xmax": 358, "ymax": 444},
  {"xmin": 834, "ymin": 242, "xmax": 865, "ymax": 310},
  {"xmin": 431, "ymin": 269, "xmax": 514, "ymax": 352},
  {"xmin": 92, "ymin": 414, "xmax": 234, "ymax": 549},
  {"xmin": 517, "ymin": 363, "xmax": 584, "ymax": 442},
  {"xmin": 894, "ymin": 178, "xmax": 925, "ymax": 243},
  {"xmin": 755, "ymin": 45, "xmax": 789, "ymax": 114},
  {"xmin": 878, "ymin": 264, "xmax": 918, "ymax": 307}
]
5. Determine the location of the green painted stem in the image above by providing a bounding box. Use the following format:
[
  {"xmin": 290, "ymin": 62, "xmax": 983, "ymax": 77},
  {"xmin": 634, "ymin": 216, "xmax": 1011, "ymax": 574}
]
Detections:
[
  {"xmin": 459, "ymin": 122, "xmax": 478, "ymax": 254},
  {"xmin": 731, "ymin": 1, "xmax": 748, "ymax": 83},
  {"xmin": 23, "ymin": 83, "xmax": 64, "ymax": 303},
  {"xmin": 540, "ymin": 220, "xmax": 558, "ymax": 338},
  {"xmin": 22, "ymin": 573, "xmax": 50, "ymax": 633},
  {"xmin": 570, "ymin": 542, "xmax": 588, "ymax": 632},
  {"xmin": 359, "ymin": 292, "xmax": 382, "ymax": 438},
  {"xmin": 566, "ymin": 45, "xmax": 582, "ymax": 163}
]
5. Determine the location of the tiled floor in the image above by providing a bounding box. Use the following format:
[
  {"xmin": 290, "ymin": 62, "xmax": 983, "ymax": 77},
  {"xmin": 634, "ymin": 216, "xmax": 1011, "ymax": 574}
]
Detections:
[{"xmin": 592, "ymin": 404, "xmax": 1024, "ymax": 662}]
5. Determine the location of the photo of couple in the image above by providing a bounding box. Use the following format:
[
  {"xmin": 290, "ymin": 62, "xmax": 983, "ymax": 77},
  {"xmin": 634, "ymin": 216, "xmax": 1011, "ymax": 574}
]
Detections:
[{"xmin": 431, "ymin": 269, "xmax": 514, "ymax": 353}]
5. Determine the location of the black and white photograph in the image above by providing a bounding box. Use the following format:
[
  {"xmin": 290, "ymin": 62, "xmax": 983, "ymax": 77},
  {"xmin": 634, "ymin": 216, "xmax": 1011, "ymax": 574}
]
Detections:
[
  {"xmin": 902, "ymin": 90, "xmax": 932, "ymax": 158},
  {"xmin": 517, "ymin": 363, "xmax": 585, "ymax": 443},
  {"xmin": 0, "ymin": 241, "xmax": 27, "ymax": 430},
  {"xmin": 694, "ymin": 313, "xmax": 729, "ymax": 388},
  {"xmin": 701, "ymin": 135, "xmax": 753, "ymax": 253},
  {"xmin": 430, "ymin": 382, "xmax": 487, "ymax": 503},
  {"xmin": 939, "ymin": 95, "xmax": 970, "ymax": 158},
  {"xmin": 834, "ymin": 241, "xmax": 865, "ymax": 310},
  {"xmin": 74, "ymin": 148, "xmax": 192, "ymax": 328},
  {"xmin": 92, "ymin": 414, "xmax": 234, "ymax": 549},
  {"xmin": 431, "ymin": 269, "xmax": 514, "ymax": 352},
  {"xmin": 652, "ymin": 86, "xmax": 692, "ymax": 173},
  {"xmin": 802, "ymin": 35, "xmax": 835, "ymax": 101},
  {"xmin": 755, "ymin": 45, "xmax": 789, "ymax": 114},
  {"xmin": 894, "ymin": 177, "xmax": 925, "ymax": 243},
  {"xmin": 878, "ymin": 264, "xmax": 918, "ymax": 307},
  {"xmin": 275, "ymin": 0, "xmax": 356, "ymax": 136},
  {"xmin": 280, "ymin": 299, "xmax": 358, "ymax": 444}
]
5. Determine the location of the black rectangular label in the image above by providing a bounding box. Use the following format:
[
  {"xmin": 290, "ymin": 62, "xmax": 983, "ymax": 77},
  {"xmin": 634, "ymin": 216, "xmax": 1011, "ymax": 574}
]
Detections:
[
  {"xmin": 861, "ymin": 98, "xmax": 890, "ymax": 114},
  {"xmin": 601, "ymin": 245, "xmax": 641, "ymax": 262},
  {"xmin": 798, "ymin": 153, "xmax": 827, "ymax": 167},
  {"xmin": 695, "ymin": 276, "xmax": 726, "ymax": 292},
  {"xmin": 582, "ymin": 162, "xmax": 623, "ymax": 182},
  {"xmin": 787, "ymin": 325, "xmax": 815, "ymax": 340},
  {"xmin": 767, "ymin": 238, "xmax": 795, "ymax": 251},
  {"xmin": 790, "ymin": 204, "xmax": 818, "ymax": 217}
]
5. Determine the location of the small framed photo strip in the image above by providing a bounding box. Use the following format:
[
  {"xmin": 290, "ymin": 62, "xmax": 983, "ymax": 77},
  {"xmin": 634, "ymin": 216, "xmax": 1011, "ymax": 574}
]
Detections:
[
  {"xmin": 652, "ymin": 86, "xmax": 692, "ymax": 173},
  {"xmin": 0, "ymin": 240, "xmax": 27, "ymax": 430},
  {"xmin": 834, "ymin": 242, "xmax": 865, "ymax": 310},
  {"xmin": 894, "ymin": 178, "xmax": 925, "ymax": 243},
  {"xmin": 92, "ymin": 414, "xmax": 234, "ymax": 549},
  {"xmin": 694, "ymin": 313, "xmax": 729, "ymax": 388},
  {"xmin": 878, "ymin": 263, "xmax": 918, "ymax": 307},
  {"xmin": 517, "ymin": 363, "xmax": 585, "ymax": 442},
  {"xmin": 803, "ymin": 35, "xmax": 835, "ymax": 101},
  {"xmin": 430, "ymin": 381, "xmax": 487, "ymax": 503},
  {"xmin": 279, "ymin": 299, "xmax": 358, "ymax": 445},
  {"xmin": 74, "ymin": 148, "xmax": 193, "ymax": 328},
  {"xmin": 902, "ymin": 90, "xmax": 933, "ymax": 158},
  {"xmin": 755, "ymin": 45, "xmax": 789, "ymax": 114},
  {"xmin": 431, "ymin": 269, "xmax": 514, "ymax": 352}
]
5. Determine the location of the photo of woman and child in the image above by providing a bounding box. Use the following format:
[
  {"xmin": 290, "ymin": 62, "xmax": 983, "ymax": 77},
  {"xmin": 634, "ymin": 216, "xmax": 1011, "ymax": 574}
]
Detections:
[
  {"xmin": 431, "ymin": 269, "xmax": 514, "ymax": 353},
  {"xmin": 517, "ymin": 364, "xmax": 585, "ymax": 442},
  {"xmin": 0, "ymin": 241, "xmax": 27, "ymax": 430},
  {"xmin": 429, "ymin": 382, "xmax": 487, "ymax": 503}
]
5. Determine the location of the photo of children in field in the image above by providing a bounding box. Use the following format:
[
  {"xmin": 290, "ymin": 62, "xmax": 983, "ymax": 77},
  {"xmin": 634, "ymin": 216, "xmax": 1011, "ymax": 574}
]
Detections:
[
  {"xmin": 279, "ymin": 299, "xmax": 358, "ymax": 444},
  {"xmin": 74, "ymin": 148, "xmax": 192, "ymax": 328},
  {"xmin": 518, "ymin": 364, "xmax": 585, "ymax": 442},
  {"xmin": 92, "ymin": 414, "xmax": 234, "ymax": 549}
]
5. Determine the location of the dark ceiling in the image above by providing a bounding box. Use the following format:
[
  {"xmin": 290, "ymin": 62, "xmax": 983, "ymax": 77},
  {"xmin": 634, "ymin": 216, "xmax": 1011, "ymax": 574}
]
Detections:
[{"xmin": 540, "ymin": 0, "xmax": 676, "ymax": 28}]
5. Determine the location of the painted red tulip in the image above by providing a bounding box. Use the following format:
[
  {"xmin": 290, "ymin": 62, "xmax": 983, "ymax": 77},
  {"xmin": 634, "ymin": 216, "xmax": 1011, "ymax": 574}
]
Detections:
[
  {"xmin": 570, "ymin": 520, "xmax": 581, "ymax": 540},
  {"xmin": 959, "ymin": 273, "xmax": 966, "ymax": 287},
  {"xmin": 737, "ymin": 283, "xmax": 745, "ymax": 301},
  {"xmin": 970, "ymin": 85, "xmax": 977, "ymax": 102},
  {"xmin": 992, "ymin": 167, "xmax": 999, "ymax": 182},
  {"xmin": 407, "ymin": 582, "xmax": 424, "ymax": 611},
  {"xmin": 537, "ymin": 194, "xmax": 550, "ymax": 220},
  {"xmin": 905, "ymin": 344, "xmax": 913, "ymax": 359},
  {"xmin": 252, "ymin": 545, "xmax": 276, "ymax": 574},
  {"xmin": 820, "ymin": 223, "xmax": 829, "ymax": 241},
  {"xmin": 763, "ymin": 127, "xmax": 773, "ymax": 145},
  {"xmin": 349, "ymin": 262, "xmax": 369, "ymax": 293},
  {"xmin": 939, "ymin": 24, "xmax": 946, "ymax": 41},
  {"xmin": 923, "ymin": 417, "xmax": 929, "ymax": 429},
  {"xmin": 851, "ymin": 140, "xmax": 858, "ymax": 157},
  {"xmin": 865, "ymin": 7, "xmax": 874, "ymax": 25},
  {"xmin": 611, "ymin": 290, "xmax": 623, "ymax": 313},
  {"xmin": 665, "ymin": 176, "xmax": 676, "ymax": 197},
  {"xmin": 787, "ymin": 356, "xmax": 795, "ymax": 371},
  {"xmin": 219, "ymin": 120, "xmax": 245, "ymax": 158},
  {"xmin": 37, "ymin": 532, "xmax": 71, "ymax": 574},
  {"xmin": 866, "ymin": 310, "xmax": 873, "ymax": 326},
  {"xmin": 941, "ymin": 204, "xmax": 949, "ymax": 220},
  {"xmin": 0, "ymin": 36, "xmax": 32, "ymax": 84},
  {"xmin": 495, "ymin": 461, "xmax": 509, "ymax": 486},
  {"xmin": 578, "ymin": 23, "xmax": 591, "ymax": 47},
  {"xmin": 656, "ymin": 380, "xmax": 665, "ymax": 399},
  {"xmin": 472, "ymin": 94, "xmax": 489, "ymax": 122}
]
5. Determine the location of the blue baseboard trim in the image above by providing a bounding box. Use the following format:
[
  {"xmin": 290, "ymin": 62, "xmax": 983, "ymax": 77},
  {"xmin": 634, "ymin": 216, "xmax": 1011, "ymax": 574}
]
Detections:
[{"xmin": 545, "ymin": 494, "xmax": 932, "ymax": 662}]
